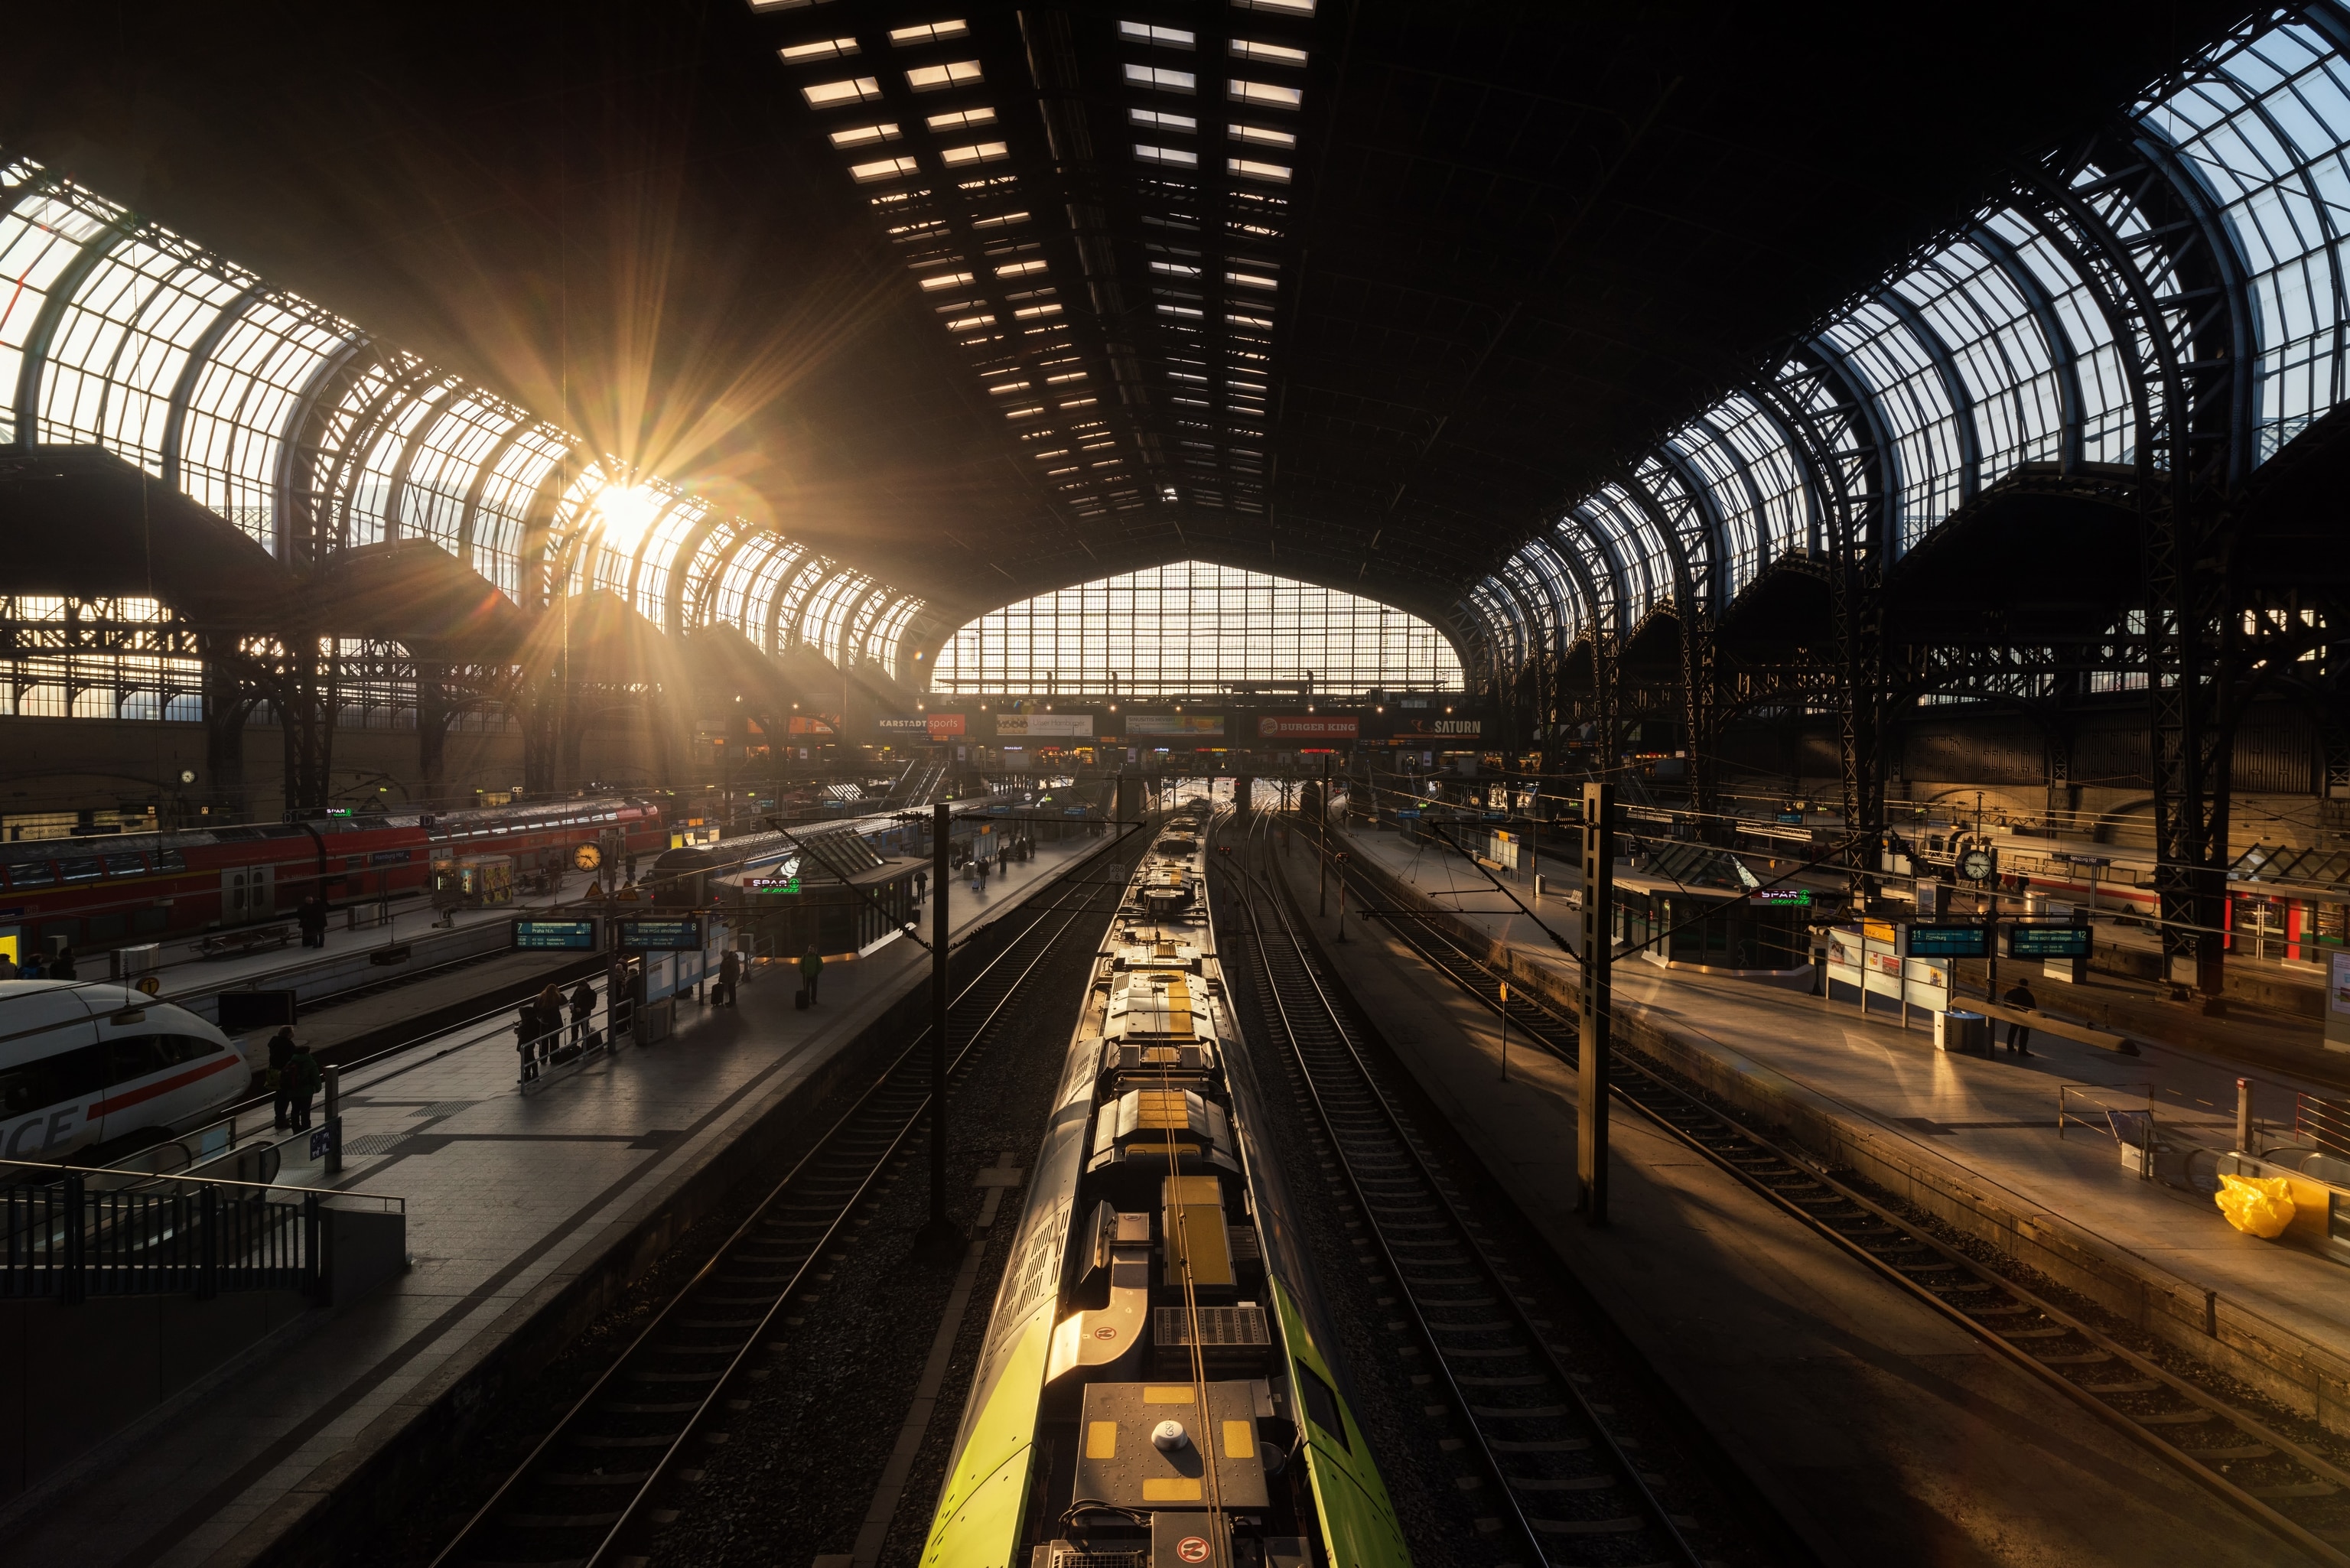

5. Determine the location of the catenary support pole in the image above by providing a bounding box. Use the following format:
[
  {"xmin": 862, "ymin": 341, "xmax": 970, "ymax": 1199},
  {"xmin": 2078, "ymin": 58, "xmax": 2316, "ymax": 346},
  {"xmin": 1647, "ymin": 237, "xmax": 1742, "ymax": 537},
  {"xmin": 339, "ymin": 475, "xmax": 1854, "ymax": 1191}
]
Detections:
[
  {"xmin": 324, "ymin": 1064, "xmax": 342, "ymax": 1176},
  {"xmin": 930, "ymin": 800, "xmax": 952, "ymax": 1234},
  {"xmin": 1578, "ymin": 781, "xmax": 1614, "ymax": 1224}
]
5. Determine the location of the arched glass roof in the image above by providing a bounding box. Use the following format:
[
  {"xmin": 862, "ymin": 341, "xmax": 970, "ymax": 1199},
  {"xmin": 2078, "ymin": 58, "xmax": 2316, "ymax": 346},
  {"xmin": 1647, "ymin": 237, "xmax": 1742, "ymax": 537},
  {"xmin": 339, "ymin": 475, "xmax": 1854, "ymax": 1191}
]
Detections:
[
  {"xmin": 0, "ymin": 146, "xmax": 926, "ymax": 682},
  {"xmin": 1465, "ymin": 9, "xmax": 2350, "ymax": 655},
  {"xmin": 934, "ymin": 559, "xmax": 1463, "ymax": 698}
]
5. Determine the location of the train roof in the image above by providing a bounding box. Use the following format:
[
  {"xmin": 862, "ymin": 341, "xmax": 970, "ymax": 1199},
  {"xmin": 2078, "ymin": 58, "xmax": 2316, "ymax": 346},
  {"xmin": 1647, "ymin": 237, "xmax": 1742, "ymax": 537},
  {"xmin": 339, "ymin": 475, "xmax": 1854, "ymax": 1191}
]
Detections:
[
  {"xmin": 0, "ymin": 981, "xmax": 224, "ymax": 1052},
  {"xmin": 0, "ymin": 794, "xmax": 657, "ymax": 865}
]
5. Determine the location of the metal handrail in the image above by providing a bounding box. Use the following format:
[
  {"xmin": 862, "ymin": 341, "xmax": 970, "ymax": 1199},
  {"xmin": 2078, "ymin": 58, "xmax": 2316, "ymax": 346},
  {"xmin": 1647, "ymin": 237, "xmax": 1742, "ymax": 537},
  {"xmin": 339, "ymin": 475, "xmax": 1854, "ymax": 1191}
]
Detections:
[{"xmin": 0, "ymin": 1156, "xmax": 403, "ymax": 1212}]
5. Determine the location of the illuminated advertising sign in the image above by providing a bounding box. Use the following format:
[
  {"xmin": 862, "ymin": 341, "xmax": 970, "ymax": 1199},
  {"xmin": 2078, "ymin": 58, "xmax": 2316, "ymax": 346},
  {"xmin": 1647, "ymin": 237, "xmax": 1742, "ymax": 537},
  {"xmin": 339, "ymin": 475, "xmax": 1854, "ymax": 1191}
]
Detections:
[
  {"xmin": 1747, "ymin": 888, "xmax": 1814, "ymax": 908},
  {"xmin": 1258, "ymin": 715, "xmax": 1359, "ymax": 740},
  {"xmin": 514, "ymin": 918, "xmax": 600, "ymax": 951},
  {"xmin": 874, "ymin": 716, "xmax": 929, "ymax": 732},
  {"xmin": 786, "ymin": 716, "xmax": 836, "ymax": 736},
  {"xmin": 927, "ymin": 713, "xmax": 967, "ymax": 740},
  {"xmin": 1128, "ymin": 714, "xmax": 1225, "ymax": 737},
  {"xmin": 1392, "ymin": 717, "xmax": 1483, "ymax": 738},
  {"xmin": 615, "ymin": 916, "xmax": 705, "ymax": 952},
  {"xmin": 994, "ymin": 714, "xmax": 1094, "ymax": 737}
]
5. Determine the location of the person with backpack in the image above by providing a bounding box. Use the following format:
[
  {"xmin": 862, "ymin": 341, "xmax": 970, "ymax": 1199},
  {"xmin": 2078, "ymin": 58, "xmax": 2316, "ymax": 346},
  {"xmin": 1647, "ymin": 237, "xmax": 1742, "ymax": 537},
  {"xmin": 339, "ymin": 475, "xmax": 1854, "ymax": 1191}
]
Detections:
[
  {"xmin": 286, "ymin": 1043, "xmax": 322, "ymax": 1130},
  {"xmin": 268, "ymin": 1026, "xmax": 298, "ymax": 1129},
  {"xmin": 717, "ymin": 948, "xmax": 741, "ymax": 1008},
  {"xmin": 799, "ymin": 945, "xmax": 825, "ymax": 1007}
]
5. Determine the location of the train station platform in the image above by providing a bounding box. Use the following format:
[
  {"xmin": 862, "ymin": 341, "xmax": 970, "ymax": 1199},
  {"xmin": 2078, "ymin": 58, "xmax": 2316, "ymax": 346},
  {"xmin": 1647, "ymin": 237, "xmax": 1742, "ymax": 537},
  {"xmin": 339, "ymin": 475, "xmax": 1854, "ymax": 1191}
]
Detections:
[
  {"xmin": 0, "ymin": 830, "xmax": 1118, "ymax": 1568},
  {"xmin": 1265, "ymin": 821, "xmax": 2350, "ymax": 1563}
]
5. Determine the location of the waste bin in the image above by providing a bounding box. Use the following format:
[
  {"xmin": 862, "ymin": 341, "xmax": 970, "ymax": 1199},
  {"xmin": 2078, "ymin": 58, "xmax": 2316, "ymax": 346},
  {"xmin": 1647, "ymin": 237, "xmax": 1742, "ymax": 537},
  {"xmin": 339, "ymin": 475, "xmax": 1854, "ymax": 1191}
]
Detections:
[
  {"xmin": 109, "ymin": 942, "xmax": 161, "ymax": 981},
  {"xmin": 1935, "ymin": 1009, "xmax": 1990, "ymax": 1054}
]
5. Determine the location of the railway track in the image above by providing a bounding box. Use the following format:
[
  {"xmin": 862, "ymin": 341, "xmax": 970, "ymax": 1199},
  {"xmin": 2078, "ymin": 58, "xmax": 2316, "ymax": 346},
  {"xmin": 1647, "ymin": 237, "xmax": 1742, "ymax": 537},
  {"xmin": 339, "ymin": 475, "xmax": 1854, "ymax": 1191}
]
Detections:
[
  {"xmin": 426, "ymin": 831, "xmax": 1150, "ymax": 1568},
  {"xmin": 1210, "ymin": 815, "xmax": 1709, "ymax": 1568},
  {"xmin": 1317, "ymin": 822, "xmax": 2350, "ymax": 1566}
]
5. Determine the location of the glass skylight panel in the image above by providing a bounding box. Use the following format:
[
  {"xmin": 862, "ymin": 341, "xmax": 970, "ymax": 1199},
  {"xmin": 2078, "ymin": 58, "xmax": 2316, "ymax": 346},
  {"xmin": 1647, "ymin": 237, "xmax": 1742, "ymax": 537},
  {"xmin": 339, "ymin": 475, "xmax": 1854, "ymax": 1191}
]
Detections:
[
  {"xmin": 1225, "ymin": 268, "xmax": 1278, "ymax": 288},
  {"xmin": 1229, "ymin": 38, "xmax": 1307, "ymax": 66},
  {"xmin": 996, "ymin": 259, "xmax": 1048, "ymax": 277},
  {"xmin": 1136, "ymin": 144, "xmax": 1200, "ymax": 168},
  {"xmin": 2136, "ymin": 18, "xmax": 2350, "ymax": 458},
  {"xmin": 1132, "ymin": 109, "xmax": 1199, "ymax": 130},
  {"xmin": 1232, "ymin": 0, "xmax": 1315, "ymax": 12},
  {"xmin": 939, "ymin": 141, "xmax": 1010, "ymax": 166},
  {"xmin": 1816, "ymin": 300, "xmax": 1964, "ymax": 548},
  {"xmin": 750, "ymin": 0, "xmax": 836, "ymax": 11},
  {"xmin": 1119, "ymin": 21, "xmax": 1196, "ymax": 48},
  {"xmin": 905, "ymin": 60, "xmax": 983, "ymax": 90},
  {"xmin": 829, "ymin": 122, "xmax": 901, "ymax": 148},
  {"xmin": 1228, "ymin": 79, "xmax": 1303, "ymax": 109},
  {"xmin": 1228, "ymin": 157, "xmax": 1292, "ymax": 183},
  {"xmin": 1126, "ymin": 64, "xmax": 1197, "ymax": 93},
  {"xmin": 803, "ymin": 76, "xmax": 884, "ymax": 107},
  {"xmin": 890, "ymin": 20, "xmax": 971, "ymax": 44},
  {"xmin": 849, "ymin": 155, "xmax": 922, "ymax": 183},
  {"xmin": 971, "ymin": 210, "xmax": 1032, "ymax": 229},
  {"xmin": 1888, "ymin": 239, "xmax": 2062, "ymax": 488},
  {"xmin": 780, "ymin": 37, "xmax": 859, "ymax": 62},
  {"xmin": 926, "ymin": 107, "xmax": 998, "ymax": 130},
  {"xmin": 35, "ymin": 238, "xmax": 251, "ymax": 472},
  {"xmin": 1229, "ymin": 124, "xmax": 1295, "ymax": 148},
  {"xmin": 919, "ymin": 269, "xmax": 975, "ymax": 290}
]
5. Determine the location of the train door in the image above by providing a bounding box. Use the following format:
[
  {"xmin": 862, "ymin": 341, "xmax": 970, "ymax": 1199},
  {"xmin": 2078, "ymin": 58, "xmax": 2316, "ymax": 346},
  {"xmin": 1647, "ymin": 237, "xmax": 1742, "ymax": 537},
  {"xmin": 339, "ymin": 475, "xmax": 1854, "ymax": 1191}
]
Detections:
[{"xmin": 222, "ymin": 864, "xmax": 275, "ymax": 924}]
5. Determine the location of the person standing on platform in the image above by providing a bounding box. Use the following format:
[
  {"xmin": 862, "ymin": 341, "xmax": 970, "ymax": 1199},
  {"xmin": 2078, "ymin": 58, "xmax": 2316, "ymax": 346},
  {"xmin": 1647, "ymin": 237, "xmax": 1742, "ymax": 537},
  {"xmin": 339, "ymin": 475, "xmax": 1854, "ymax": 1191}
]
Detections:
[
  {"xmin": 515, "ymin": 1002, "xmax": 544, "ymax": 1080},
  {"xmin": 268, "ymin": 1025, "xmax": 298, "ymax": 1128},
  {"xmin": 49, "ymin": 945, "xmax": 76, "ymax": 981},
  {"xmin": 298, "ymin": 895, "xmax": 328, "ymax": 949},
  {"xmin": 568, "ymin": 978, "xmax": 597, "ymax": 1046},
  {"xmin": 286, "ymin": 1043, "xmax": 321, "ymax": 1130},
  {"xmin": 0, "ymin": 948, "xmax": 15, "ymax": 981},
  {"xmin": 2001, "ymin": 979, "xmax": 2036, "ymax": 1055},
  {"xmin": 717, "ymin": 947, "xmax": 741, "ymax": 1008},
  {"xmin": 535, "ymin": 982, "xmax": 566, "ymax": 1059},
  {"xmin": 799, "ymin": 944, "xmax": 825, "ymax": 1007},
  {"xmin": 18, "ymin": 949, "xmax": 44, "ymax": 980}
]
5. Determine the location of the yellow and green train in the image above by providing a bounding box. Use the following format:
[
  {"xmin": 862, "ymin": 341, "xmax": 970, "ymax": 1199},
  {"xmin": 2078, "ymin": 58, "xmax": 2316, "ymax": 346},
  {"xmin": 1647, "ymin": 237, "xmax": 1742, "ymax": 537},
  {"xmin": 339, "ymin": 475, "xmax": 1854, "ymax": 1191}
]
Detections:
[{"xmin": 921, "ymin": 812, "xmax": 1412, "ymax": 1568}]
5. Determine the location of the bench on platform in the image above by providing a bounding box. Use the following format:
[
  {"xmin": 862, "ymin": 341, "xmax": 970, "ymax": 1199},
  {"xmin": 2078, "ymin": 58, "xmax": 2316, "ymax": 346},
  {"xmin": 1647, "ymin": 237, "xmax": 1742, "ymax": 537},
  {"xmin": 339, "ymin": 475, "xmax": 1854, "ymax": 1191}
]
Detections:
[{"xmin": 197, "ymin": 924, "xmax": 295, "ymax": 959}]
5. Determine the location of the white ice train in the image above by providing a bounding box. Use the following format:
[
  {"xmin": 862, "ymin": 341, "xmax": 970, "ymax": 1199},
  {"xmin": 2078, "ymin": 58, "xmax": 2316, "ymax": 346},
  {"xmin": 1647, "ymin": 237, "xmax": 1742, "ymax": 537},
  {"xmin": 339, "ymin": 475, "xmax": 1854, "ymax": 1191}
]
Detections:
[{"xmin": 0, "ymin": 981, "xmax": 249, "ymax": 1165}]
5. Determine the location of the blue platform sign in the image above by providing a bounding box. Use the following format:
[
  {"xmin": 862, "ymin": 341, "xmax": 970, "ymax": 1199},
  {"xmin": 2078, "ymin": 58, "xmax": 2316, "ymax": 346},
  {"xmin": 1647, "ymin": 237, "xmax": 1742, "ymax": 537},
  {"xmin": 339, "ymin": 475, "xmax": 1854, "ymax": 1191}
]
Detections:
[
  {"xmin": 616, "ymin": 916, "xmax": 705, "ymax": 952},
  {"xmin": 1395, "ymin": 808, "xmax": 1422, "ymax": 819},
  {"xmin": 2008, "ymin": 924, "xmax": 2092, "ymax": 959},
  {"xmin": 514, "ymin": 918, "xmax": 599, "ymax": 951},
  {"xmin": 1905, "ymin": 922, "xmax": 1990, "ymax": 958}
]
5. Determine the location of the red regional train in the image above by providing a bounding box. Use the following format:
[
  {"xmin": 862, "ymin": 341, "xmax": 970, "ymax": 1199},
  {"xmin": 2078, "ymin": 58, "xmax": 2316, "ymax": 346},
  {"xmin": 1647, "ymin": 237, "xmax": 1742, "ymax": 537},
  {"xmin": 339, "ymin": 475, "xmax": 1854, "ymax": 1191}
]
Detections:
[{"xmin": 0, "ymin": 797, "xmax": 666, "ymax": 956}]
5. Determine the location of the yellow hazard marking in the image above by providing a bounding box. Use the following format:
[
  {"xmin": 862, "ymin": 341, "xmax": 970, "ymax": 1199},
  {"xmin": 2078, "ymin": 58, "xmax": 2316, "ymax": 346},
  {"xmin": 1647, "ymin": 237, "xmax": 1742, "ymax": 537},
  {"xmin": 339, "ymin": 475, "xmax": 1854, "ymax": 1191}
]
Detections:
[
  {"xmin": 1143, "ymin": 1479, "xmax": 1204, "ymax": 1501},
  {"xmin": 1144, "ymin": 1386, "xmax": 1196, "ymax": 1404},
  {"xmin": 1086, "ymin": 1420, "xmax": 1118, "ymax": 1459},
  {"xmin": 1225, "ymin": 1419, "xmax": 1255, "ymax": 1458}
]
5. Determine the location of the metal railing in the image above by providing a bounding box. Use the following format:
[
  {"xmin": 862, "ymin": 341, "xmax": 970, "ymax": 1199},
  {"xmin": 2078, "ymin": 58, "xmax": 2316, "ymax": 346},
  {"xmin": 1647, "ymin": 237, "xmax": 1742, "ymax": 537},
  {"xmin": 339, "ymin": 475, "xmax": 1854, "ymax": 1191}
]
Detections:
[
  {"xmin": 0, "ymin": 1158, "xmax": 402, "ymax": 1304},
  {"xmin": 2296, "ymin": 1094, "xmax": 2350, "ymax": 1160}
]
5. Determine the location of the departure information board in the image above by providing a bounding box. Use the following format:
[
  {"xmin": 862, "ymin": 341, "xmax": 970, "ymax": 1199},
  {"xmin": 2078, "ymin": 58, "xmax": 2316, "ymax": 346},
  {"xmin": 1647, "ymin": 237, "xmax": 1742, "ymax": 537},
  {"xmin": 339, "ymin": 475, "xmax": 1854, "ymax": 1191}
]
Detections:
[
  {"xmin": 514, "ymin": 918, "xmax": 599, "ymax": 951},
  {"xmin": 1904, "ymin": 922, "xmax": 1990, "ymax": 958},
  {"xmin": 2007, "ymin": 924, "xmax": 2092, "ymax": 958},
  {"xmin": 615, "ymin": 916, "xmax": 705, "ymax": 951}
]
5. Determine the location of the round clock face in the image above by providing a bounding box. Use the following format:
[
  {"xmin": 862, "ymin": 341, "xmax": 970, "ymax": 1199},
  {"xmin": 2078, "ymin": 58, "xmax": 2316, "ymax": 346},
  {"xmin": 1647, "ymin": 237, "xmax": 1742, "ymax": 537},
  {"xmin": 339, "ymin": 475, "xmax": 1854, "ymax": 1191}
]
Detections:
[
  {"xmin": 574, "ymin": 844, "xmax": 604, "ymax": 871},
  {"xmin": 178, "ymin": 768, "xmax": 198, "ymax": 785},
  {"xmin": 1961, "ymin": 848, "xmax": 1994, "ymax": 882}
]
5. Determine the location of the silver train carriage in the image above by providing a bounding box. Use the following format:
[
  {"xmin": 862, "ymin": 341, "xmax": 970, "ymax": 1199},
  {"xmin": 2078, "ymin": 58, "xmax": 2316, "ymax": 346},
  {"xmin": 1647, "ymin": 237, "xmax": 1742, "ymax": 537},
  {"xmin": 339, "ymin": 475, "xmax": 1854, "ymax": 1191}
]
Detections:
[
  {"xmin": 0, "ymin": 981, "xmax": 249, "ymax": 1166},
  {"xmin": 919, "ymin": 812, "xmax": 1411, "ymax": 1568}
]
